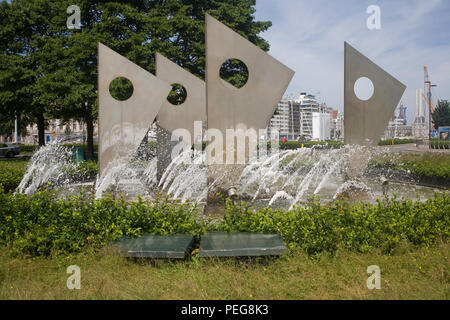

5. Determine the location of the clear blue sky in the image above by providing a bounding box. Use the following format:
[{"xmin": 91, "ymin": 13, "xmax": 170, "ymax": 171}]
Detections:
[{"xmin": 254, "ymin": 0, "xmax": 450, "ymax": 124}]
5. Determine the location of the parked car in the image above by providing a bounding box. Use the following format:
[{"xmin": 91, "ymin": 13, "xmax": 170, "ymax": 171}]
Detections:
[{"xmin": 0, "ymin": 143, "xmax": 20, "ymax": 158}]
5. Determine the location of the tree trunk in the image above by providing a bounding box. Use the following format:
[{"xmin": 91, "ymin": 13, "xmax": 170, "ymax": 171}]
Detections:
[
  {"xmin": 84, "ymin": 106, "xmax": 94, "ymax": 160},
  {"xmin": 37, "ymin": 113, "xmax": 45, "ymax": 146}
]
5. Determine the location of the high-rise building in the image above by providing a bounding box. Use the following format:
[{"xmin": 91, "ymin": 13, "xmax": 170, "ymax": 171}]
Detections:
[
  {"xmin": 267, "ymin": 99, "xmax": 290, "ymax": 140},
  {"xmin": 294, "ymin": 93, "xmax": 330, "ymax": 140},
  {"xmin": 267, "ymin": 93, "xmax": 335, "ymax": 141}
]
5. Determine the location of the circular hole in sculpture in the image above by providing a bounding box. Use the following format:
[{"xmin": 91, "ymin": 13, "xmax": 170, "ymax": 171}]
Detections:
[
  {"xmin": 109, "ymin": 77, "xmax": 134, "ymax": 101},
  {"xmin": 354, "ymin": 77, "xmax": 374, "ymax": 101},
  {"xmin": 167, "ymin": 83, "xmax": 187, "ymax": 106},
  {"xmin": 220, "ymin": 58, "xmax": 249, "ymax": 89}
]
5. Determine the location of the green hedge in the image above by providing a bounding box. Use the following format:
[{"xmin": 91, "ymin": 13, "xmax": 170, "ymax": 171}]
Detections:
[
  {"xmin": 18, "ymin": 144, "xmax": 39, "ymax": 153},
  {"xmin": 0, "ymin": 185, "xmax": 448, "ymax": 257},
  {"xmin": 0, "ymin": 159, "xmax": 98, "ymax": 192},
  {"xmin": 62, "ymin": 161, "xmax": 98, "ymax": 180},
  {"xmin": 265, "ymin": 141, "xmax": 343, "ymax": 150},
  {"xmin": 0, "ymin": 188, "xmax": 205, "ymax": 256},
  {"xmin": 430, "ymin": 140, "xmax": 450, "ymax": 149},
  {"xmin": 194, "ymin": 141, "xmax": 344, "ymax": 152},
  {"xmin": 0, "ymin": 159, "xmax": 28, "ymax": 192},
  {"xmin": 219, "ymin": 195, "xmax": 449, "ymax": 255},
  {"xmin": 18, "ymin": 143, "xmax": 100, "ymax": 154},
  {"xmin": 378, "ymin": 139, "xmax": 415, "ymax": 146},
  {"xmin": 63, "ymin": 142, "xmax": 99, "ymax": 152}
]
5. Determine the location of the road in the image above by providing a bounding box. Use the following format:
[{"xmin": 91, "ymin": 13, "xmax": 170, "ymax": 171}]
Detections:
[{"xmin": 378, "ymin": 143, "xmax": 450, "ymax": 154}]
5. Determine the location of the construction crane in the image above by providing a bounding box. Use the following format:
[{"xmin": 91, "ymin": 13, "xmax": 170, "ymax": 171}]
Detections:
[
  {"xmin": 423, "ymin": 67, "xmax": 437, "ymax": 113},
  {"xmin": 399, "ymin": 101, "xmax": 407, "ymax": 125},
  {"xmin": 423, "ymin": 66, "xmax": 437, "ymax": 142}
]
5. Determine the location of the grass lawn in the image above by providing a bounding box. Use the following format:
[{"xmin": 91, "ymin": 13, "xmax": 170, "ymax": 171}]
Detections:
[
  {"xmin": 1, "ymin": 152, "xmax": 448, "ymax": 300},
  {"xmin": 0, "ymin": 242, "xmax": 448, "ymax": 300}
]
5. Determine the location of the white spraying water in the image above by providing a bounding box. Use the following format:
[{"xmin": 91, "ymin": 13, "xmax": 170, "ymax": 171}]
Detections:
[
  {"xmin": 20, "ymin": 141, "xmax": 446, "ymax": 208},
  {"xmin": 268, "ymin": 190, "xmax": 293, "ymax": 207},
  {"xmin": 157, "ymin": 150, "xmax": 207, "ymax": 203},
  {"xmin": 139, "ymin": 145, "xmax": 380, "ymax": 207},
  {"xmin": 95, "ymin": 159, "xmax": 150, "ymax": 199},
  {"xmin": 17, "ymin": 143, "xmax": 73, "ymax": 196}
]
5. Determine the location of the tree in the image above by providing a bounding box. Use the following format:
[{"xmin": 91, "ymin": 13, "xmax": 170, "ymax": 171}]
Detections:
[
  {"xmin": 432, "ymin": 100, "xmax": 450, "ymax": 129},
  {"xmin": 1, "ymin": 0, "xmax": 272, "ymax": 155},
  {"xmin": 59, "ymin": 0, "xmax": 272, "ymax": 158},
  {"xmin": 0, "ymin": 2, "xmax": 33, "ymax": 141},
  {"xmin": 0, "ymin": 53, "xmax": 35, "ymax": 141},
  {"xmin": 0, "ymin": 0, "xmax": 67, "ymax": 146}
]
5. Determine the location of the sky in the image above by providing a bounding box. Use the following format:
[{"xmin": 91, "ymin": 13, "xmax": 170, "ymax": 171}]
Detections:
[{"xmin": 254, "ymin": 0, "xmax": 450, "ymax": 124}]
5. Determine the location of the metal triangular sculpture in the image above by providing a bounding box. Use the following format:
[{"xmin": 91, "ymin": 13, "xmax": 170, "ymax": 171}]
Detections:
[
  {"xmin": 205, "ymin": 14, "xmax": 295, "ymax": 200},
  {"xmin": 155, "ymin": 53, "xmax": 207, "ymax": 181},
  {"xmin": 96, "ymin": 24, "xmax": 408, "ymax": 201},
  {"xmin": 98, "ymin": 43, "xmax": 171, "ymax": 178},
  {"xmin": 344, "ymin": 42, "xmax": 406, "ymax": 146},
  {"xmin": 156, "ymin": 53, "xmax": 206, "ymax": 144},
  {"xmin": 205, "ymin": 13, "xmax": 295, "ymax": 164}
]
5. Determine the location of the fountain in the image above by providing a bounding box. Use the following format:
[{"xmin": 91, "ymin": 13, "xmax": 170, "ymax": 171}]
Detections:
[
  {"xmin": 17, "ymin": 142, "xmax": 95, "ymax": 196},
  {"xmin": 16, "ymin": 14, "xmax": 448, "ymax": 212}
]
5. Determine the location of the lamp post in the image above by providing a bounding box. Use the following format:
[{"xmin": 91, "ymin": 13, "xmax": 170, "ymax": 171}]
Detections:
[{"xmin": 14, "ymin": 111, "xmax": 18, "ymax": 144}]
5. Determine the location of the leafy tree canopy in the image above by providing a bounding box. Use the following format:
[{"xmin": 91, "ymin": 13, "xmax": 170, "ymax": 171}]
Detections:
[
  {"xmin": 432, "ymin": 100, "xmax": 450, "ymax": 129},
  {"xmin": 0, "ymin": 0, "xmax": 272, "ymax": 151}
]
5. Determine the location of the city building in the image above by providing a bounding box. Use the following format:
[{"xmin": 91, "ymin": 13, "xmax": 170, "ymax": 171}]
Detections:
[
  {"xmin": 383, "ymin": 102, "xmax": 413, "ymax": 139},
  {"xmin": 294, "ymin": 93, "xmax": 324, "ymax": 139},
  {"xmin": 267, "ymin": 93, "xmax": 335, "ymax": 141},
  {"xmin": 21, "ymin": 119, "xmax": 98, "ymax": 145},
  {"xmin": 330, "ymin": 110, "xmax": 344, "ymax": 141},
  {"xmin": 312, "ymin": 112, "xmax": 331, "ymax": 141},
  {"xmin": 267, "ymin": 99, "xmax": 290, "ymax": 140},
  {"xmin": 384, "ymin": 119, "xmax": 412, "ymax": 139},
  {"xmin": 412, "ymin": 88, "xmax": 428, "ymax": 140}
]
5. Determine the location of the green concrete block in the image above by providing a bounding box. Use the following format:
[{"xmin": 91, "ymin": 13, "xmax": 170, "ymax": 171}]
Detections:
[
  {"xmin": 112, "ymin": 234, "xmax": 195, "ymax": 259},
  {"xmin": 199, "ymin": 232, "xmax": 286, "ymax": 257}
]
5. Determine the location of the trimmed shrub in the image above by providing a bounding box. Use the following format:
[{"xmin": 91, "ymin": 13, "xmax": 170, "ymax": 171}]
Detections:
[
  {"xmin": 0, "ymin": 186, "xmax": 448, "ymax": 257},
  {"xmin": 0, "ymin": 159, "xmax": 28, "ymax": 192},
  {"xmin": 430, "ymin": 140, "xmax": 450, "ymax": 149},
  {"xmin": 19, "ymin": 143, "xmax": 101, "ymax": 155},
  {"xmin": 218, "ymin": 195, "xmax": 450, "ymax": 255},
  {"xmin": 19, "ymin": 144, "xmax": 39, "ymax": 153},
  {"xmin": 265, "ymin": 141, "xmax": 343, "ymax": 150},
  {"xmin": 378, "ymin": 139, "xmax": 415, "ymax": 146},
  {"xmin": 62, "ymin": 161, "xmax": 98, "ymax": 180},
  {"xmin": 0, "ymin": 188, "xmax": 205, "ymax": 256}
]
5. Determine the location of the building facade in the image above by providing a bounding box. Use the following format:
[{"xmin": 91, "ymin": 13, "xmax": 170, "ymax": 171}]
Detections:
[
  {"xmin": 412, "ymin": 88, "xmax": 428, "ymax": 140},
  {"xmin": 267, "ymin": 93, "xmax": 336, "ymax": 141},
  {"xmin": 330, "ymin": 110, "xmax": 344, "ymax": 141},
  {"xmin": 312, "ymin": 112, "xmax": 331, "ymax": 141},
  {"xmin": 21, "ymin": 119, "xmax": 98, "ymax": 145}
]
